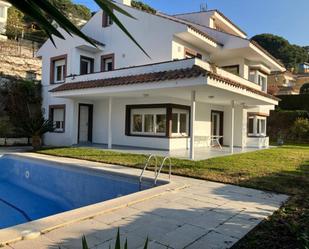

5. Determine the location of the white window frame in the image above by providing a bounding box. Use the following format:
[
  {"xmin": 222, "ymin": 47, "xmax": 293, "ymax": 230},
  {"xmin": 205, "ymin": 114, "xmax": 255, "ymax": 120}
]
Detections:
[
  {"xmin": 50, "ymin": 106, "xmax": 65, "ymax": 133},
  {"xmin": 257, "ymin": 73, "xmax": 267, "ymax": 92},
  {"xmin": 171, "ymin": 108, "xmax": 189, "ymax": 137},
  {"xmin": 54, "ymin": 59, "xmax": 66, "ymax": 83},
  {"xmin": 248, "ymin": 115, "xmax": 267, "ymax": 137},
  {"xmin": 130, "ymin": 108, "xmax": 167, "ymax": 136}
]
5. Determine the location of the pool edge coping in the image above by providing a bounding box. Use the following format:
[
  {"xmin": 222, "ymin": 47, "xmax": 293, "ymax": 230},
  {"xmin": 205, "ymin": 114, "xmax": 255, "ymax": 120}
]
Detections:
[{"xmin": 0, "ymin": 153, "xmax": 188, "ymax": 246}]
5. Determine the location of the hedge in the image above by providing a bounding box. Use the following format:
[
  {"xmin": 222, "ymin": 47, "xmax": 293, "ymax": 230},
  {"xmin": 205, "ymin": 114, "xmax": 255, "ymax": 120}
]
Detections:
[
  {"xmin": 268, "ymin": 110, "xmax": 309, "ymax": 141},
  {"xmin": 277, "ymin": 94, "xmax": 309, "ymax": 112}
]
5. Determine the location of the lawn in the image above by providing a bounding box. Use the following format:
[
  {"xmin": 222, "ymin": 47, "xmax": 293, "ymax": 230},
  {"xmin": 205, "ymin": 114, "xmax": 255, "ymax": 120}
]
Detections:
[{"xmin": 38, "ymin": 145, "xmax": 309, "ymax": 249}]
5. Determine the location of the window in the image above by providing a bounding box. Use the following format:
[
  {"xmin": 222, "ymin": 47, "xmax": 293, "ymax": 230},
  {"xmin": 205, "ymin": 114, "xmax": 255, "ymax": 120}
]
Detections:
[
  {"xmin": 258, "ymin": 75, "xmax": 267, "ymax": 91},
  {"xmin": 184, "ymin": 48, "xmax": 202, "ymax": 59},
  {"xmin": 222, "ymin": 65, "xmax": 240, "ymax": 76},
  {"xmin": 49, "ymin": 105, "xmax": 65, "ymax": 133},
  {"xmin": 248, "ymin": 115, "xmax": 267, "ymax": 137},
  {"xmin": 130, "ymin": 108, "xmax": 167, "ymax": 136},
  {"xmin": 50, "ymin": 55, "xmax": 67, "ymax": 84},
  {"xmin": 102, "ymin": 11, "xmax": 113, "ymax": 27},
  {"xmin": 80, "ymin": 56, "xmax": 94, "ymax": 75},
  {"xmin": 126, "ymin": 104, "xmax": 190, "ymax": 138},
  {"xmin": 171, "ymin": 109, "xmax": 189, "ymax": 136},
  {"xmin": 0, "ymin": 7, "xmax": 4, "ymax": 18},
  {"xmin": 101, "ymin": 54, "xmax": 114, "ymax": 72}
]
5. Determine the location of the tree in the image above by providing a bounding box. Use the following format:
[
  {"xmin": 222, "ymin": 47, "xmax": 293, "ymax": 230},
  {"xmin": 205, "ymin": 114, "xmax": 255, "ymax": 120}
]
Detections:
[
  {"xmin": 5, "ymin": 7, "xmax": 24, "ymax": 40},
  {"xmin": 7, "ymin": 0, "xmax": 149, "ymax": 57},
  {"xmin": 300, "ymin": 83, "xmax": 309, "ymax": 94},
  {"xmin": 251, "ymin": 34, "xmax": 308, "ymax": 70},
  {"xmin": 131, "ymin": 1, "xmax": 156, "ymax": 14}
]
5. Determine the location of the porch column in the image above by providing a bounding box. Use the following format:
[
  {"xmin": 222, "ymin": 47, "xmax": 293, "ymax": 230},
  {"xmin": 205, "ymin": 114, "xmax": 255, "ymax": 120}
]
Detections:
[
  {"xmin": 230, "ymin": 100, "xmax": 235, "ymax": 154},
  {"xmin": 107, "ymin": 97, "xmax": 112, "ymax": 149},
  {"xmin": 190, "ymin": 90, "xmax": 196, "ymax": 160}
]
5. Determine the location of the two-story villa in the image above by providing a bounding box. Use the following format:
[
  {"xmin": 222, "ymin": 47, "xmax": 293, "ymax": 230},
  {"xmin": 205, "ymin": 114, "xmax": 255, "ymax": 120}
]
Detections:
[{"xmin": 37, "ymin": 0, "xmax": 285, "ymax": 159}]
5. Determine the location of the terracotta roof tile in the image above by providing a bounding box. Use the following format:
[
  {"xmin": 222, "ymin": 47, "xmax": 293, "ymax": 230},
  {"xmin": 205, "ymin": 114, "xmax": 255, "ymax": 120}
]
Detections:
[{"xmin": 50, "ymin": 65, "xmax": 279, "ymax": 101}]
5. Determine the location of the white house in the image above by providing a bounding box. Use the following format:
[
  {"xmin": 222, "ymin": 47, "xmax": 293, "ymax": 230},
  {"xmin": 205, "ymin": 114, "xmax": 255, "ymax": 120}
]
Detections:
[
  {"xmin": 37, "ymin": 0, "xmax": 285, "ymax": 159},
  {"xmin": 0, "ymin": 0, "xmax": 11, "ymax": 38}
]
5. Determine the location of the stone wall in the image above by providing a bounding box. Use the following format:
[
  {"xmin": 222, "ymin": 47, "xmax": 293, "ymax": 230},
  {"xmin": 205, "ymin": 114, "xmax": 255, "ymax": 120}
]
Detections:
[
  {"xmin": 0, "ymin": 40, "xmax": 42, "ymax": 80},
  {"xmin": 0, "ymin": 54, "xmax": 42, "ymax": 80}
]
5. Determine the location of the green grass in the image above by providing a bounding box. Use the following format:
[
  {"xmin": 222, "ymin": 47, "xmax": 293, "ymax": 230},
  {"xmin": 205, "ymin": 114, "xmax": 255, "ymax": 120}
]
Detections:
[{"xmin": 37, "ymin": 145, "xmax": 309, "ymax": 249}]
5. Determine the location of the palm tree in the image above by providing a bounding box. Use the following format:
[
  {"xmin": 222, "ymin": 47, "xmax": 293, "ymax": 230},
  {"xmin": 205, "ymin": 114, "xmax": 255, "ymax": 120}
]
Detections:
[{"xmin": 7, "ymin": 0, "xmax": 149, "ymax": 57}]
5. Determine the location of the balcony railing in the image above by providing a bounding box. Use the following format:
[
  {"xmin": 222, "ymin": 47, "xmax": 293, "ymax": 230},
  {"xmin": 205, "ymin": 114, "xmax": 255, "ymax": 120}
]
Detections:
[{"xmin": 64, "ymin": 58, "xmax": 263, "ymax": 92}]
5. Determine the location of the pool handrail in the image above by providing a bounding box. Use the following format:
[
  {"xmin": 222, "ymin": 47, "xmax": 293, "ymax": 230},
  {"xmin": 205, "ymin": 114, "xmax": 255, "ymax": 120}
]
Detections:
[
  {"xmin": 139, "ymin": 154, "xmax": 158, "ymax": 185},
  {"xmin": 154, "ymin": 156, "xmax": 172, "ymax": 185}
]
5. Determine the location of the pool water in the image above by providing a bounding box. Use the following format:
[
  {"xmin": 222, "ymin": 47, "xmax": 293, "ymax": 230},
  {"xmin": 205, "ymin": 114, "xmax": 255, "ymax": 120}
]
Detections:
[{"xmin": 0, "ymin": 155, "xmax": 155, "ymax": 229}]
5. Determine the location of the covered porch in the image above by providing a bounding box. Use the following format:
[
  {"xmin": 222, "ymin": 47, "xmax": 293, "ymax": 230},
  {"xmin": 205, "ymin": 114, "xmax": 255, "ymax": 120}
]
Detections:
[{"xmin": 48, "ymin": 59, "xmax": 277, "ymax": 160}]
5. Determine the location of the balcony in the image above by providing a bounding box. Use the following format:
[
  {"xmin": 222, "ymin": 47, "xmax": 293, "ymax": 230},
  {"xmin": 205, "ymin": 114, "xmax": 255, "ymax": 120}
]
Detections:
[{"xmin": 64, "ymin": 58, "xmax": 263, "ymax": 92}]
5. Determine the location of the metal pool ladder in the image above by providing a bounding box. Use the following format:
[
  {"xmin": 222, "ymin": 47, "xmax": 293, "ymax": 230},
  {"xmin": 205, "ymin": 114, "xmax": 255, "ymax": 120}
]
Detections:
[
  {"xmin": 155, "ymin": 156, "xmax": 172, "ymax": 185},
  {"xmin": 139, "ymin": 154, "xmax": 158, "ymax": 185},
  {"xmin": 139, "ymin": 154, "xmax": 172, "ymax": 186}
]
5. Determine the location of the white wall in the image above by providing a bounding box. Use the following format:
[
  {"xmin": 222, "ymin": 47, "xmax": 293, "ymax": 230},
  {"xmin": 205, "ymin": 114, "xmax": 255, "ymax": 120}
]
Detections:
[{"xmin": 0, "ymin": 1, "xmax": 10, "ymax": 34}]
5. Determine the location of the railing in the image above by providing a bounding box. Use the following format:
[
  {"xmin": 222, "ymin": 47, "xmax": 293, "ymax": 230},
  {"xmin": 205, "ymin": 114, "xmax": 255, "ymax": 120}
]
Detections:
[
  {"xmin": 154, "ymin": 156, "xmax": 172, "ymax": 185},
  {"xmin": 139, "ymin": 154, "xmax": 158, "ymax": 185},
  {"xmin": 139, "ymin": 154, "xmax": 172, "ymax": 186}
]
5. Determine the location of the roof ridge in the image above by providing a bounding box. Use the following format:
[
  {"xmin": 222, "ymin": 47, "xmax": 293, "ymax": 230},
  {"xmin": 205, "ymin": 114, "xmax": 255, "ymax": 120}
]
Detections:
[{"xmin": 173, "ymin": 9, "xmax": 247, "ymax": 36}]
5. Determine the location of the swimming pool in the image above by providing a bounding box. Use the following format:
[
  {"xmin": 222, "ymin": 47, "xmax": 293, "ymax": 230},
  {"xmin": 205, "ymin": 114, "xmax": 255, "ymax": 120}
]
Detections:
[{"xmin": 0, "ymin": 154, "xmax": 161, "ymax": 229}]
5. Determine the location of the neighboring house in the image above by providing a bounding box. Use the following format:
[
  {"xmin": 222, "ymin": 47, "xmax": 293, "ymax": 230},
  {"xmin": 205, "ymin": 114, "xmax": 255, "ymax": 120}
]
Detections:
[
  {"xmin": 37, "ymin": 0, "xmax": 285, "ymax": 159},
  {"xmin": 298, "ymin": 62, "xmax": 309, "ymax": 74},
  {"xmin": 268, "ymin": 71, "xmax": 298, "ymax": 95},
  {"xmin": 0, "ymin": 0, "xmax": 11, "ymax": 39}
]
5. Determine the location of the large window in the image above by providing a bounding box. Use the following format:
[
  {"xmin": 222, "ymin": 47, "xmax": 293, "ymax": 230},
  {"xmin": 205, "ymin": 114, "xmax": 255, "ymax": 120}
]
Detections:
[
  {"xmin": 222, "ymin": 65, "xmax": 240, "ymax": 76},
  {"xmin": 50, "ymin": 55, "xmax": 67, "ymax": 84},
  {"xmin": 171, "ymin": 109, "xmax": 189, "ymax": 136},
  {"xmin": 126, "ymin": 104, "xmax": 190, "ymax": 138},
  {"xmin": 49, "ymin": 105, "xmax": 65, "ymax": 133},
  {"xmin": 80, "ymin": 56, "xmax": 94, "ymax": 75},
  {"xmin": 131, "ymin": 108, "xmax": 166, "ymax": 136},
  {"xmin": 101, "ymin": 54, "xmax": 114, "ymax": 72},
  {"xmin": 248, "ymin": 115, "xmax": 267, "ymax": 137}
]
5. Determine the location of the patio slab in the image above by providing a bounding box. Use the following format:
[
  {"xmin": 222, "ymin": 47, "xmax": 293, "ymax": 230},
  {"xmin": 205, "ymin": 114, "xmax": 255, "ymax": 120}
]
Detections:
[
  {"xmin": 77, "ymin": 144, "xmax": 267, "ymax": 160},
  {"xmin": 3, "ymin": 153, "xmax": 288, "ymax": 249}
]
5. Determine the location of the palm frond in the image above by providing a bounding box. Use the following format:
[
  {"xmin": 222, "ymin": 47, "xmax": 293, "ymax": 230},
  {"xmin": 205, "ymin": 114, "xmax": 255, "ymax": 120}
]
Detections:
[{"xmin": 7, "ymin": 0, "xmax": 149, "ymax": 57}]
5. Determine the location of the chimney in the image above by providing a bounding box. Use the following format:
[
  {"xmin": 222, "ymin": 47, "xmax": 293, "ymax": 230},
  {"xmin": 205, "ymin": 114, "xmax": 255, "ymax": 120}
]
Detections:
[{"xmin": 115, "ymin": 0, "xmax": 131, "ymax": 6}]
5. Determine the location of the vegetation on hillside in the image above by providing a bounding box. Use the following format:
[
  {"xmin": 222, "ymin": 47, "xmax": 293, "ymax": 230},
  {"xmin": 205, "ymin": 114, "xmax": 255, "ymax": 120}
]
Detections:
[
  {"xmin": 7, "ymin": 0, "xmax": 149, "ymax": 57},
  {"xmin": 131, "ymin": 0, "xmax": 156, "ymax": 14},
  {"xmin": 251, "ymin": 34, "xmax": 308, "ymax": 71}
]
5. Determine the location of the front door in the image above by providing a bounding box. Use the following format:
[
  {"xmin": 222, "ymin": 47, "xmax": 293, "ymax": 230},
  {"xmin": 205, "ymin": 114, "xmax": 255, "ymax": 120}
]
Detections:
[
  {"xmin": 211, "ymin": 111, "xmax": 224, "ymax": 144},
  {"xmin": 78, "ymin": 104, "xmax": 93, "ymax": 143}
]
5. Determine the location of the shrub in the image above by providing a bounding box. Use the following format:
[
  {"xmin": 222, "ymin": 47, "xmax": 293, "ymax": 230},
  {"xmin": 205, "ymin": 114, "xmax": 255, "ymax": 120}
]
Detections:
[
  {"xmin": 267, "ymin": 110, "xmax": 309, "ymax": 141},
  {"xmin": 300, "ymin": 83, "xmax": 309, "ymax": 94},
  {"xmin": 291, "ymin": 118, "xmax": 309, "ymax": 141}
]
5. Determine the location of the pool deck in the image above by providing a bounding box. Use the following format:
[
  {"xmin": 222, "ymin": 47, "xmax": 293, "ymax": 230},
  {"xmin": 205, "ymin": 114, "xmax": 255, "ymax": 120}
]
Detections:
[{"xmin": 0, "ymin": 153, "xmax": 288, "ymax": 249}]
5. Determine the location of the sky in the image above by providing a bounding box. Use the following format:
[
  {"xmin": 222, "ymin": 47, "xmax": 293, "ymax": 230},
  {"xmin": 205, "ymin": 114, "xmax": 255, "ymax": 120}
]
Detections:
[{"xmin": 74, "ymin": 0, "xmax": 309, "ymax": 46}]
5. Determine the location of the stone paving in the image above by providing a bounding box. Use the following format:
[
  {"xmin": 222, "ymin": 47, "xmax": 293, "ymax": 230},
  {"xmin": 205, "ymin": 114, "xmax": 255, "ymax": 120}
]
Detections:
[{"xmin": 1, "ymin": 153, "xmax": 288, "ymax": 249}]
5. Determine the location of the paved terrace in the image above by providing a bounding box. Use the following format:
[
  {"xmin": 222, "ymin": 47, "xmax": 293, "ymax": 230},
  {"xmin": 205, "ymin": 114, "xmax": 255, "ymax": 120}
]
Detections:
[
  {"xmin": 0, "ymin": 153, "xmax": 288, "ymax": 249},
  {"xmin": 77, "ymin": 144, "xmax": 264, "ymax": 161}
]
